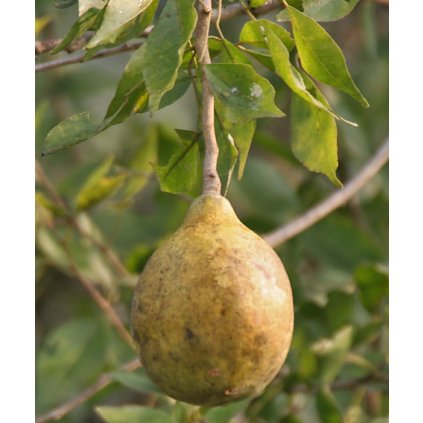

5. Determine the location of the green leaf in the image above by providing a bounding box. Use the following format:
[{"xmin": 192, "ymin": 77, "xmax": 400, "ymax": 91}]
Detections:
[
  {"xmin": 122, "ymin": 126, "xmax": 158, "ymax": 200},
  {"xmin": 312, "ymin": 326, "xmax": 354, "ymax": 384},
  {"xmin": 316, "ymin": 389, "xmax": 343, "ymax": 423},
  {"xmin": 204, "ymin": 399, "xmax": 250, "ymax": 423},
  {"xmin": 215, "ymin": 118, "xmax": 239, "ymax": 196},
  {"xmin": 355, "ymin": 263, "xmax": 389, "ymax": 312},
  {"xmin": 96, "ymin": 406, "xmax": 174, "ymax": 423},
  {"xmin": 239, "ymin": 19, "xmax": 294, "ymax": 51},
  {"xmin": 42, "ymin": 112, "xmax": 106, "ymax": 155},
  {"xmin": 278, "ymin": 0, "xmax": 359, "ymax": 22},
  {"xmin": 125, "ymin": 245, "xmax": 154, "ymax": 273},
  {"xmin": 155, "ymin": 131, "xmax": 200, "ymax": 194},
  {"xmin": 54, "ymin": 0, "xmax": 77, "ymax": 9},
  {"xmin": 137, "ymin": 72, "xmax": 192, "ymax": 114},
  {"xmin": 112, "ymin": 368, "xmax": 163, "ymax": 394},
  {"xmin": 142, "ymin": 0, "xmax": 197, "ymax": 111},
  {"xmin": 206, "ymin": 63, "xmax": 285, "ymax": 124},
  {"xmin": 232, "ymin": 121, "xmax": 256, "ymax": 180},
  {"xmin": 249, "ymin": 0, "xmax": 267, "ymax": 7},
  {"xmin": 50, "ymin": 6, "xmax": 103, "ymax": 54},
  {"xmin": 265, "ymin": 27, "xmax": 342, "ymax": 120},
  {"xmin": 105, "ymin": 43, "xmax": 148, "ymax": 124},
  {"xmin": 264, "ymin": 27, "xmax": 356, "ymax": 125},
  {"xmin": 290, "ymin": 72, "xmax": 341, "ymax": 186},
  {"xmin": 288, "ymin": 6, "xmax": 369, "ymax": 107},
  {"xmin": 36, "ymin": 318, "xmax": 101, "ymax": 412},
  {"xmin": 86, "ymin": 0, "xmax": 154, "ymax": 49},
  {"xmin": 210, "ymin": 38, "xmax": 252, "ymax": 65},
  {"xmin": 74, "ymin": 156, "xmax": 126, "ymax": 210}
]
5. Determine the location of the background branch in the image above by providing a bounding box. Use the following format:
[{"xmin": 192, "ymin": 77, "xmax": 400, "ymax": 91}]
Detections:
[
  {"xmin": 263, "ymin": 140, "xmax": 389, "ymax": 248},
  {"xmin": 35, "ymin": 162, "xmax": 133, "ymax": 347},
  {"xmin": 35, "ymin": 359, "xmax": 141, "ymax": 423},
  {"xmin": 35, "ymin": 161, "xmax": 129, "ymax": 278}
]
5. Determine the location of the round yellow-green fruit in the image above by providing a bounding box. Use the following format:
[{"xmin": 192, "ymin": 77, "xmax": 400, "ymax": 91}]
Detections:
[{"xmin": 130, "ymin": 194, "xmax": 294, "ymax": 406}]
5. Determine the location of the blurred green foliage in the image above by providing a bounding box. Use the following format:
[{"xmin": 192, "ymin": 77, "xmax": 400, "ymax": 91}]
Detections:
[{"xmin": 36, "ymin": 0, "xmax": 388, "ymax": 422}]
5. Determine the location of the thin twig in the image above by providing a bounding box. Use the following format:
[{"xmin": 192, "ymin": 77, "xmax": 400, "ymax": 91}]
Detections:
[
  {"xmin": 195, "ymin": 0, "xmax": 222, "ymax": 195},
  {"xmin": 35, "ymin": 359, "xmax": 141, "ymax": 423},
  {"xmin": 35, "ymin": 40, "xmax": 144, "ymax": 72},
  {"xmin": 35, "ymin": 1, "xmax": 283, "ymax": 72},
  {"xmin": 263, "ymin": 140, "xmax": 389, "ymax": 247}
]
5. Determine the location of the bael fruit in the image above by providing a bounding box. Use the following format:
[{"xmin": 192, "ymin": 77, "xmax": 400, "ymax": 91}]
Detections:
[{"xmin": 130, "ymin": 194, "xmax": 294, "ymax": 406}]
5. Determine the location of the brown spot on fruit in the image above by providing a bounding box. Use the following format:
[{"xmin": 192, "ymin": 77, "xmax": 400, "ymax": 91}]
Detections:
[
  {"xmin": 185, "ymin": 327, "xmax": 195, "ymax": 340},
  {"xmin": 208, "ymin": 368, "xmax": 221, "ymax": 377}
]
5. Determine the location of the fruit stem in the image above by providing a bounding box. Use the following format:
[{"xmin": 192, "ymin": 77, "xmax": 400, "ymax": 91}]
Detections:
[{"xmin": 195, "ymin": 0, "xmax": 222, "ymax": 196}]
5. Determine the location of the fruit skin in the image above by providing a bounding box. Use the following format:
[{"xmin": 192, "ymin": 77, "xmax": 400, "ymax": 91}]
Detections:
[{"xmin": 131, "ymin": 194, "xmax": 294, "ymax": 406}]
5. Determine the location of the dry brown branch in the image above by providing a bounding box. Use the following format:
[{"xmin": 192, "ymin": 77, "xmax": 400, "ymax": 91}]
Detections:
[
  {"xmin": 195, "ymin": 0, "xmax": 222, "ymax": 195},
  {"xmin": 263, "ymin": 140, "xmax": 389, "ymax": 248},
  {"xmin": 35, "ymin": 358, "xmax": 141, "ymax": 423}
]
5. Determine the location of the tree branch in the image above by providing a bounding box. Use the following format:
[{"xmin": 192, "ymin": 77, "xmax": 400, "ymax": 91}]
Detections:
[
  {"xmin": 263, "ymin": 140, "xmax": 389, "ymax": 248},
  {"xmin": 35, "ymin": 0, "xmax": 282, "ymax": 72},
  {"xmin": 35, "ymin": 358, "xmax": 141, "ymax": 423},
  {"xmin": 35, "ymin": 40, "xmax": 145, "ymax": 72},
  {"xmin": 195, "ymin": 0, "xmax": 221, "ymax": 195}
]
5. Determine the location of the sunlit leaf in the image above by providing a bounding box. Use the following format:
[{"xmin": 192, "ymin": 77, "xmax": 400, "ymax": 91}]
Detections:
[
  {"xmin": 79, "ymin": 0, "xmax": 106, "ymax": 15},
  {"xmin": 96, "ymin": 406, "xmax": 174, "ymax": 423},
  {"xmin": 142, "ymin": 0, "xmax": 197, "ymax": 111},
  {"xmin": 86, "ymin": 0, "xmax": 154, "ymax": 49},
  {"xmin": 288, "ymin": 6, "xmax": 369, "ymax": 107}
]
